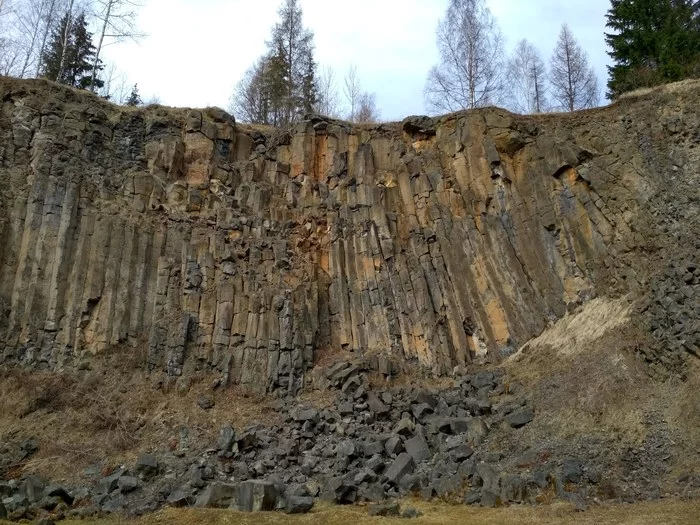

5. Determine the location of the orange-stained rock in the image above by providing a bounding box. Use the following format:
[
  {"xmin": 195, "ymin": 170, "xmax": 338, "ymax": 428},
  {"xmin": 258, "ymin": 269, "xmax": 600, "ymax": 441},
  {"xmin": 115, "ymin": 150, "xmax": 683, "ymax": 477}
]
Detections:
[{"xmin": 0, "ymin": 77, "xmax": 698, "ymax": 393}]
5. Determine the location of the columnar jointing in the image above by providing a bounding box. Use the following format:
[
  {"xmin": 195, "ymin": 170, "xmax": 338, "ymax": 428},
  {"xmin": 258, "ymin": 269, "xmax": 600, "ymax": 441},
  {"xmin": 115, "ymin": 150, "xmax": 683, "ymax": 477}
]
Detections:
[{"xmin": 2, "ymin": 78, "xmax": 696, "ymax": 392}]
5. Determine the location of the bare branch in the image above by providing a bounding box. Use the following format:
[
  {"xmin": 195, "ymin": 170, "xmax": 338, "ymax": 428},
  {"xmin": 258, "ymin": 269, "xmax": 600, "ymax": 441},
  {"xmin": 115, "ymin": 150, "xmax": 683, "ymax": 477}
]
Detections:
[
  {"xmin": 343, "ymin": 65, "xmax": 362, "ymax": 122},
  {"xmin": 549, "ymin": 24, "xmax": 600, "ymax": 112},
  {"xmin": 507, "ymin": 39, "xmax": 549, "ymax": 114},
  {"xmin": 425, "ymin": 0, "xmax": 506, "ymax": 114}
]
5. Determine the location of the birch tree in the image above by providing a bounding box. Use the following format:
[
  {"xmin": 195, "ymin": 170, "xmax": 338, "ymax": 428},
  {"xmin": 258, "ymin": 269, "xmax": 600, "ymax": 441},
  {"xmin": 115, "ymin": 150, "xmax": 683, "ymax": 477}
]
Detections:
[
  {"xmin": 425, "ymin": 0, "xmax": 506, "ymax": 113},
  {"xmin": 356, "ymin": 92, "xmax": 380, "ymax": 123},
  {"xmin": 549, "ymin": 24, "xmax": 600, "ymax": 112},
  {"xmin": 315, "ymin": 65, "xmax": 341, "ymax": 117},
  {"xmin": 343, "ymin": 65, "xmax": 362, "ymax": 122},
  {"xmin": 507, "ymin": 39, "xmax": 548, "ymax": 114},
  {"xmin": 0, "ymin": 0, "xmax": 64, "ymax": 78},
  {"xmin": 88, "ymin": 0, "xmax": 143, "ymax": 92}
]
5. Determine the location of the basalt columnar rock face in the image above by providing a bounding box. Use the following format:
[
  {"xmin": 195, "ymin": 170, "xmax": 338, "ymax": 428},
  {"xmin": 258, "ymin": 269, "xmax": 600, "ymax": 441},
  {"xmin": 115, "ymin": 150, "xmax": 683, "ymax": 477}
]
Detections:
[{"xmin": 0, "ymin": 78, "xmax": 698, "ymax": 393}]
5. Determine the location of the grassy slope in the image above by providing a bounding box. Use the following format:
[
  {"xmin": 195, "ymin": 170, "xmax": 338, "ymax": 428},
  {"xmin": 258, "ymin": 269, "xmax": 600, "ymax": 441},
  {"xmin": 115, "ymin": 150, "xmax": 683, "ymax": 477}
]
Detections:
[{"xmin": 2, "ymin": 500, "xmax": 699, "ymax": 525}]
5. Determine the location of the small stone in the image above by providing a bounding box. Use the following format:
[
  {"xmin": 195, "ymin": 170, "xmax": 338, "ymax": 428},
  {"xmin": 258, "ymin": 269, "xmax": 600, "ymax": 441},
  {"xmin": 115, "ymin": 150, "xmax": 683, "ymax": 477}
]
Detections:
[
  {"xmin": 197, "ymin": 394, "xmax": 215, "ymax": 410},
  {"xmin": 286, "ymin": 495, "xmax": 314, "ymax": 514},
  {"xmin": 117, "ymin": 476, "xmax": 139, "ymax": 493},
  {"xmin": 401, "ymin": 506, "xmax": 423, "ymax": 518},
  {"xmin": 394, "ymin": 418, "xmax": 415, "ymax": 436},
  {"xmin": 135, "ymin": 454, "xmax": 159, "ymax": 478},
  {"xmin": 366, "ymin": 393, "xmax": 389, "ymax": 417},
  {"xmin": 450, "ymin": 444, "xmax": 474, "ymax": 462},
  {"xmin": 506, "ymin": 408, "xmax": 534, "ymax": 428},
  {"xmin": 405, "ymin": 432, "xmax": 431, "ymax": 463},
  {"xmin": 338, "ymin": 402, "xmax": 354, "ymax": 416},
  {"xmin": 368, "ymin": 502, "xmax": 400, "ymax": 517},
  {"xmin": 385, "ymin": 453, "xmax": 415, "ymax": 485},
  {"xmin": 359, "ymin": 483, "xmax": 385, "ymax": 502},
  {"xmin": 363, "ymin": 441, "xmax": 384, "ymax": 456},
  {"xmin": 217, "ymin": 425, "xmax": 236, "ymax": 455},
  {"xmin": 562, "ymin": 458, "xmax": 584, "ymax": 484},
  {"xmin": 412, "ymin": 403, "xmax": 434, "ymax": 420},
  {"xmin": 385, "ymin": 435, "xmax": 404, "ymax": 456},
  {"xmin": 167, "ymin": 489, "xmax": 193, "ymax": 508},
  {"xmin": 569, "ymin": 493, "xmax": 588, "ymax": 512},
  {"xmin": 295, "ymin": 408, "xmax": 320, "ymax": 424}
]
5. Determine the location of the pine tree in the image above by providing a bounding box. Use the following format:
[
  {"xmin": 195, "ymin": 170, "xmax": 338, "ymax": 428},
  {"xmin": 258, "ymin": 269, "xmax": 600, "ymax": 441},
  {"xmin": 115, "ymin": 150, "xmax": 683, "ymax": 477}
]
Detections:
[
  {"xmin": 40, "ymin": 11, "xmax": 103, "ymax": 89},
  {"xmin": 606, "ymin": 0, "xmax": 700, "ymax": 98},
  {"xmin": 125, "ymin": 83, "xmax": 142, "ymax": 106}
]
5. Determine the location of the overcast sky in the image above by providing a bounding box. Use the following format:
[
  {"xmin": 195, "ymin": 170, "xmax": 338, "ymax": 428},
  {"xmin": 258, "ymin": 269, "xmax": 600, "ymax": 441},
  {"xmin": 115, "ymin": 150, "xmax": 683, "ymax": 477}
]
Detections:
[{"xmin": 101, "ymin": 0, "xmax": 613, "ymax": 120}]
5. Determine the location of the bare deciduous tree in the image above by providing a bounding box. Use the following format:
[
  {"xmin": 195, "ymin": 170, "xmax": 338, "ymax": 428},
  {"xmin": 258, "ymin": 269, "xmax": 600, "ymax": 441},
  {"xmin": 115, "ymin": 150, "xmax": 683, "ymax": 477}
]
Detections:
[
  {"xmin": 89, "ymin": 0, "xmax": 144, "ymax": 91},
  {"xmin": 0, "ymin": 0, "xmax": 64, "ymax": 78},
  {"xmin": 315, "ymin": 65, "xmax": 340, "ymax": 117},
  {"xmin": 98, "ymin": 60, "xmax": 130, "ymax": 102},
  {"xmin": 550, "ymin": 24, "xmax": 600, "ymax": 112},
  {"xmin": 425, "ymin": 0, "xmax": 505, "ymax": 113},
  {"xmin": 343, "ymin": 64, "xmax": 362, "ymax": 122},
  {"xmin": 355, "ymin": 92, "xmax": 380, "ymax": 123},
  {"xmin": 507, "ymin": 39, "xmax": 548, "ymax": 114},
  {"xmin": 35, "ymin": 0, "xmax": 61, "ymax": 76},
  {"xmin": 0, "ymin": 0, "xmax": 19, "ymax": 75},
  {"xmin": 229, "ymin": 56, "xmax": 285, "ymax": 125}
]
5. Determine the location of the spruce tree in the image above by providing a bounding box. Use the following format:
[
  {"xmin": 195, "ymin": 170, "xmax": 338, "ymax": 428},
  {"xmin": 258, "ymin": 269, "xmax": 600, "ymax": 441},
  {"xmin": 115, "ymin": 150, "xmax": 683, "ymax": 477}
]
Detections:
[
  {"xmin": 40, "ymin": 11, "xmax": 103, "ymax": 90},
  {"xmin": 126, "ymin": 83, "xmax": 142, "ymax": 106},
  {"xmin": 606, "ymin": 0, "xmax": 700, "ymax": 98}
]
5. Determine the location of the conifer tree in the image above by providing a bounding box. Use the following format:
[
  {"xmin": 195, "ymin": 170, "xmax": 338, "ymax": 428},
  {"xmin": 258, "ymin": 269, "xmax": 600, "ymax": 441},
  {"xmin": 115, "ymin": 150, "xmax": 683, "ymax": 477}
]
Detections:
[
  {"xmin": 41, "ymin": 11, "xmax": 103, "ymax": 90},
  {"xmin": 605, "ymin": 0, "xmax": 700, "ymax": 98},
  {"xmin": 230, "ymin": 0, "xmax": 316, "ymax": 125},
  {"xmin": 125, "ymin": 83, "xmax": 142, "ymax": 105}
]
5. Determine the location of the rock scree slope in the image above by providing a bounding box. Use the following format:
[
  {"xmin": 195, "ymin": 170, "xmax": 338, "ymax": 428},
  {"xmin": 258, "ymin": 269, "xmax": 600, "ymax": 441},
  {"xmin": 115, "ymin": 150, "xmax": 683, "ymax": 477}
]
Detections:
[{"xmin": 0, "ymin": 76, "xmax": 698, "ymax": 393}]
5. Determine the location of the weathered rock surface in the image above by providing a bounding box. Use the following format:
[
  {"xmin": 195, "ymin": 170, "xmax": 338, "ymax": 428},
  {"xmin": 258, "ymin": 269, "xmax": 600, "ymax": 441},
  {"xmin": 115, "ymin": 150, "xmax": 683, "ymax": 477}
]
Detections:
[{"xmin": 0, "ymin": 77, "xmax": 698, "ymax": 391}]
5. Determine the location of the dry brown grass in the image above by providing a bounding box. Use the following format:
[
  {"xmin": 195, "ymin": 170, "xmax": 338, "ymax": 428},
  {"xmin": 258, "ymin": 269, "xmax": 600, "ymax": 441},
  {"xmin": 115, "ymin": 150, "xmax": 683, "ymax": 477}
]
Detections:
[
  {"xmin": 5, "ymin": 499, "xmax": 697, "ymax": 525},
  {"xmin": 0, "ymin": 348, "xmax": 282, "ymax": 482},
  {"xmin": 503, "ymin": 297, "xmax": 651, "ymax": 443}
]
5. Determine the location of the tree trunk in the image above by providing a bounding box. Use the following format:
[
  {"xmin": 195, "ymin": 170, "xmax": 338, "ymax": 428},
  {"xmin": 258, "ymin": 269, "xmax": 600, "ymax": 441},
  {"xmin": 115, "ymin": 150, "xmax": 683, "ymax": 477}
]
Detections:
[
  {"xmin": 18, "ymin": 0, "xmax": 46, "ymax": 77},
  {"xmin": 35, "ymin": 0, "xmax": 57, "ymax": 77},
  {"xmin": 56, "ymin": 0, "xmax": 75, "ymax": 82},
  {"xmin": 90, "ymin": 0, "xmax": 112, "ymax": 91},
  {"xmin": 533, "ymin": 66, "xmax": 541, "ymax": 113}
]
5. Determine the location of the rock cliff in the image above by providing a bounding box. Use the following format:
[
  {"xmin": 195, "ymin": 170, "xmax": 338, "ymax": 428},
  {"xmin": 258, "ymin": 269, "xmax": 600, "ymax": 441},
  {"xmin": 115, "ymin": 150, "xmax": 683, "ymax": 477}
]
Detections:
[{"xmin": 0, "ymin": 77, "xmax": 698, "ymax": 393}]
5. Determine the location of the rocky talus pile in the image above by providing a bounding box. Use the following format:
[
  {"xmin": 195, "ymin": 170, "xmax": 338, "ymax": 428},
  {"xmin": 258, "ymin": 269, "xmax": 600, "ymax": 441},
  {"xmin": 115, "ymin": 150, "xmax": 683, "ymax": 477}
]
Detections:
[{"xmin": 5, "ymin": 362, "xmax": 686, "ymax": 521}]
